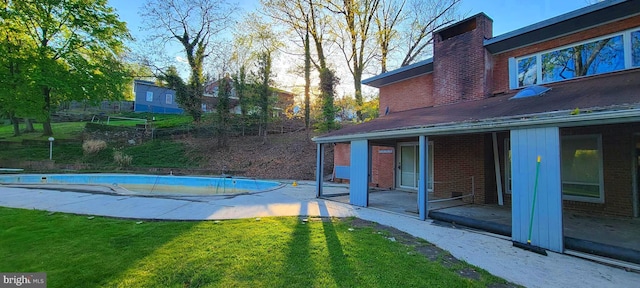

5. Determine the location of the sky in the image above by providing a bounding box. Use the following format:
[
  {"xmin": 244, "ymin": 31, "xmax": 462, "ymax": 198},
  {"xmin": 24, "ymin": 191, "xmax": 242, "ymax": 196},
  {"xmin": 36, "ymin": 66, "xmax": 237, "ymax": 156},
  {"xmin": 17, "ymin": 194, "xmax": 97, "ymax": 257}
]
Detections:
[{"xmin": 107, "ymin": 0, "xmax": 596, "ymax": 95}]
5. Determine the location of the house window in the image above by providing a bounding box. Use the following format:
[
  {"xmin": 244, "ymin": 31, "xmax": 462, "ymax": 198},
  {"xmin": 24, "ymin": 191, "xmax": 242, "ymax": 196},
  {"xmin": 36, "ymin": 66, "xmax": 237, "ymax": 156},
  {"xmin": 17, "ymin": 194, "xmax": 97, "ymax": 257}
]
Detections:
[
  {"xmin": 632, "ymin": 30, "xmax": 640, "ymax": 67},
  {"xmin": 201, "ymin": 103, "xmax": 207, "ymax": 112},
  {"xmin": 505, "ymin": 134, "xmax": 604, "ymax": 202},
  {"xmin": 517, "ymin": 56, "xmax": 537, "ymax": 87},
  {"xmin": 561, "ymin": 135, "xmax": 604, "ymax": 203},
  {"xmin": 511, "ymin": 27, "xmax": 640, "ymax": 88},
  {"xmin": 166, "ymin": 94, "xmax": 173, "ymax": 104},
  {"xmin": 146, "ymin": 91, "xmax": 153, "ymax": 102}
]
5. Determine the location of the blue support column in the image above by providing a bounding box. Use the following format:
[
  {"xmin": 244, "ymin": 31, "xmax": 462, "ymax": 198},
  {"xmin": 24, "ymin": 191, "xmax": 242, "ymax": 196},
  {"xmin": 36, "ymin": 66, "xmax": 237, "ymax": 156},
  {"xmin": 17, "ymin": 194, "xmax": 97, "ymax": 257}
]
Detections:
[
  {"xmin": 418, "ymin": 135, "xmax": 429, "ymax": 220},
  {"xmin": 511, "ymin": 127, "xmax": 563, "ymax": 253},
  {"xmin": 350, "ymin": 140, "xmax": 369, "ymax": 207},
  {"xmin": 316, "ymin": 143, "xmax": 324, "ymax": 198}
]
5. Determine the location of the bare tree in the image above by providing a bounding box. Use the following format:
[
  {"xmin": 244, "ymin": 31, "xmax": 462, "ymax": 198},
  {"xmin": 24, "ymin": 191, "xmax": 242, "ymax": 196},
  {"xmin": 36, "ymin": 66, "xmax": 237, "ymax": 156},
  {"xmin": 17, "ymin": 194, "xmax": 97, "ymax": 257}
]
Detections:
[
  {"xmin": 375, "ymin": 0, "xmax": 405, "ymax": 73},
  {"xmin": 141, "ymin": 0, "xmax": 237, "ymax": 122},
  {"xmin": 399, "ymin": 0, "xmax": 461, "ymax": 67},
  {"xmin": 262, "ymin": 0, "xmax": 338, "ymax": 131},
  {"xmin": 326, "ymin": 0, "xmax": 380, "ymax": 121}
]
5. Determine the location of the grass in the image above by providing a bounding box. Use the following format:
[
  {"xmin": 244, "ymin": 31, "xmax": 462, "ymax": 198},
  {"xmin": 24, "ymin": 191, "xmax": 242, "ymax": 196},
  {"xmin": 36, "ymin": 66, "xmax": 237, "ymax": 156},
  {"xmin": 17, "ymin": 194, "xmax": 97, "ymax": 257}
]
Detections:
[
  {"xmin": 0, "ymin": 208, "xmax": 508, "ymax": 288},
  {"xmin": 0, "ymin": 122, "xmax": 86, "ymax": 142}
]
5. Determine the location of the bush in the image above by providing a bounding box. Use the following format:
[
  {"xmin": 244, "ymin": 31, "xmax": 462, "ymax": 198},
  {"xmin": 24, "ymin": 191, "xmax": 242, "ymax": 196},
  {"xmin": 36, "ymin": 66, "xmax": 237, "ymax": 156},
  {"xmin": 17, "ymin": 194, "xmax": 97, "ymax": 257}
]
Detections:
[
  {"xmin": 82, "ymin": 140, "xmax": 107, "ymax": 154},
  {"xmin": 113, "ymin": 150, "xmax": 132, "ymax": 167}
]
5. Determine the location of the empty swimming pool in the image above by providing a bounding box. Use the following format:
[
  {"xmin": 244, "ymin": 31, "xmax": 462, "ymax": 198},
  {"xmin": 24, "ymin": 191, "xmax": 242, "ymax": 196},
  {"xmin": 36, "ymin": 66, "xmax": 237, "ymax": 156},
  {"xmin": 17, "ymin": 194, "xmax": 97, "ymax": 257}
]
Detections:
[{"xmin": 0, "ymin": 174, "xmax": 283, "ymax": 196}]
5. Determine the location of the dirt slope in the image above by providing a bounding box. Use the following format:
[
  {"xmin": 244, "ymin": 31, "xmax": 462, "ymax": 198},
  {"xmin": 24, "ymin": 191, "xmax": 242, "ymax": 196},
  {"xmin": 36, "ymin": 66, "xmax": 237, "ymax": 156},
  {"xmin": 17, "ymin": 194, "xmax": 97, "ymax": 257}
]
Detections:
[{"xmin": 182, "ymin": 130, "xmax": 334, "ymax": 180}]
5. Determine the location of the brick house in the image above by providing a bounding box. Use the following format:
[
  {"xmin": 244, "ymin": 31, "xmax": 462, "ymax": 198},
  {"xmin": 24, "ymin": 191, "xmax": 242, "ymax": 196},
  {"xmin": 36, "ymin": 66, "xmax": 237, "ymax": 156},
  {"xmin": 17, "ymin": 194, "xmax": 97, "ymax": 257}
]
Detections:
[{"xmin": 314, "ymin": 0, "xmax": 640, "ymax": 257}]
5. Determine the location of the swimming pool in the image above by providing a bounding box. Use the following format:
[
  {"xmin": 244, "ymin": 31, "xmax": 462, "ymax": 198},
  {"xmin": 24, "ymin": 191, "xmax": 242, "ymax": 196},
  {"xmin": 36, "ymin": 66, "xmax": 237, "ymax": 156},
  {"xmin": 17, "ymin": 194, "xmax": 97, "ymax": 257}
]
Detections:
[{"xmin": 0, "ymin": 174, "xmax": 283, "ymax": 196}]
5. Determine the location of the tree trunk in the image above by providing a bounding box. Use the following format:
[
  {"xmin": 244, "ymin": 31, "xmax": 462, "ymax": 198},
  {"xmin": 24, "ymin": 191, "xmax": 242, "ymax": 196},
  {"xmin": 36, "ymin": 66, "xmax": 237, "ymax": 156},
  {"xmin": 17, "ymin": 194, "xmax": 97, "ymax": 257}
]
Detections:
[
  {"xmin": 10, "ymin": 113, "xmax": 20, "ymax": 136},
  {"xmin": 354, "ymin": 70, "xmax": 363, "ymax": 121},
  {"xmin": 24, "ymin": 118, "xmax": 35, "ymax": 133},
  {"xmin": 304, "ymin": 26, "xmax": 311, "ymax": 129},
  {"xmin": 42, "ymin": 86, "xmax": 53, "ymax": 136}
]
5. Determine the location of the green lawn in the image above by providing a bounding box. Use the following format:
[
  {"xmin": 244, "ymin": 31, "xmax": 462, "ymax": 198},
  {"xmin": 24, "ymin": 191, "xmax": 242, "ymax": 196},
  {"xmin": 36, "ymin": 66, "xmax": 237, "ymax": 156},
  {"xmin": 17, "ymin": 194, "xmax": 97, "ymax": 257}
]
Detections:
[
  {"xmin": 0, "ymin": 122, "xmax": 86, "ymax": 142},
  {"xmin": 0, "ymin": 208, "xmax": 508, "ymax": 288}
]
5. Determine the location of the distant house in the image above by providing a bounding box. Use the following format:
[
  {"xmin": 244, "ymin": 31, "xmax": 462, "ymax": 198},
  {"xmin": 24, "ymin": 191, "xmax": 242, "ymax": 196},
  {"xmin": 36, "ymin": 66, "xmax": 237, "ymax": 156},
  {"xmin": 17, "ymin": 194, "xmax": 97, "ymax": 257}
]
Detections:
[
  {"xmin": 203, "ymin": 78, "xmax": 296, "ymax": 116},
  {"xmin": 133, "ymin": 80, "xmax": 183, "ymax": 114}
]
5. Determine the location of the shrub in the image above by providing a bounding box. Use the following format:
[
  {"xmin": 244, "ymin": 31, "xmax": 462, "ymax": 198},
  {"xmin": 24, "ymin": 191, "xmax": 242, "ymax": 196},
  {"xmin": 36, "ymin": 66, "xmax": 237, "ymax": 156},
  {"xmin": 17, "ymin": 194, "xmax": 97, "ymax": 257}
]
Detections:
[
  {"xmin": 82, "ymin": 140, "xmax": 107, "ymax": 154},
  {"xmin": 113, "ymin": 150, "xmax": 132, "ymax": 167}
]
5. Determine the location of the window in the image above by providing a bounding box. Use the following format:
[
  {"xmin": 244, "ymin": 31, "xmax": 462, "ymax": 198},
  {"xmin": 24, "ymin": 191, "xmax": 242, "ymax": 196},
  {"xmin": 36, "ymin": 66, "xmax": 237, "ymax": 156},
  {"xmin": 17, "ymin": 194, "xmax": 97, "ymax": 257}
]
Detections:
[
  {"xmin": 632, "ymin": 30, "xmax": 640, "ymax": 67},
  {"xmin": 517, "ymin": 56, "xmax": 537, "ymax": 86},
  {"xmin": 166, "ymin": 94, "xmax": 173, "ymax": 104},
  {"xmin": 561, "ymin": 135, "xmax": 604, "ymax": 203},
  {"xmin": 146, "ymin": 91, "xmax": 153, "ymax": 102},
  {"xmin": 504, "ymin": 134, "xmax": 604, "ymax": 202},
  {"xmin": 201, "ymin": 103, "xmax": 207, "ymax": 112},
  {"xmin": 511, "ymin": 27, "xmax": 640, "ymax": 88}
]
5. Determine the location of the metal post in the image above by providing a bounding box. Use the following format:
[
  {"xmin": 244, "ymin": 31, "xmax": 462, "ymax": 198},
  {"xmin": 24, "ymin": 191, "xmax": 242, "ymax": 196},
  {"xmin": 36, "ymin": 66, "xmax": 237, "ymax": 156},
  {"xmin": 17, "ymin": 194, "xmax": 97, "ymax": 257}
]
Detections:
[{"xmin": 48, "ymin": 137, "xmax": 55, "ymax": 160}]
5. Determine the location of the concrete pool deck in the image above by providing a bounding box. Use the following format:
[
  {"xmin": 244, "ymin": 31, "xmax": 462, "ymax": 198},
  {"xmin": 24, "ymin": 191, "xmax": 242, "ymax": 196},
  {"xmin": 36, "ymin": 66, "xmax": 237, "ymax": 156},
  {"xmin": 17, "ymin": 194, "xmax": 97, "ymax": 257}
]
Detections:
[{"xmin": 0, "ymin": 181, "xmax": 638, "ymax": 287}]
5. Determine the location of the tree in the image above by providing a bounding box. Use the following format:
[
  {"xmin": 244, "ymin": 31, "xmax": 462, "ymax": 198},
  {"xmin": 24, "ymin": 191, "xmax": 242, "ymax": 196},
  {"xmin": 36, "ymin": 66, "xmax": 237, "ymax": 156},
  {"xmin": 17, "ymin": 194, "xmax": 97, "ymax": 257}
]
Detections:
[
  {"xmin": 6, "ymin": 0, "xmax": 131, "ymax": 136},
  {"xmin": 303, "ymin": 22, "xmax": 311, "ymax": 128},
  {"xmin": 398, "ymin": 0, "xmax": 460, "ymax": 66},
  {"xmin": 262, "ymin": 0, "xmax": 337, "ymax": 131},
  {"xmin": 216, "ymin": 76, "xmax": 232, "ymax": 148},
  {"xmin": 374, "ymin": 0, "xmax": 405, "ymax": 73},
  {"xmin": 141, "ymin": 0, "xmax": 237, "ymax": 123},
  {"xmin": 326, "ymin": 0, "xmax": 380, "ymax": 121},
  {"xmin": 255, "ymin": 51, "xmax": 273, "ymax": 144}
]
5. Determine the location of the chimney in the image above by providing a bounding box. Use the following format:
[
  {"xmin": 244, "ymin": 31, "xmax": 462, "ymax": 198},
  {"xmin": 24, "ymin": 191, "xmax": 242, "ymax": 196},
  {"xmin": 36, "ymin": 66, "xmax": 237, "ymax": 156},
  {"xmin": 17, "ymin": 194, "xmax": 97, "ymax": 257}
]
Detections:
[{"xmin": 433, "ymin": 13, "xmax": 493, "ymax": 105}]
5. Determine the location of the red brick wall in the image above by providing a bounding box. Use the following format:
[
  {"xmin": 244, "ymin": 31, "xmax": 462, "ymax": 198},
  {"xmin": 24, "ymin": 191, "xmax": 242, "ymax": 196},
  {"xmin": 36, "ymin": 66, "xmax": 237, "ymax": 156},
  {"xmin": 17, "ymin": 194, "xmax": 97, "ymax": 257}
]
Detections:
[
  {"xmin": 561, "ymin": 124, "xmax": 637, "ymax": 217},
  {"xmin": 379, "ymin": 74, "xmax": 434, "ymax": 115},
  {"xmin": 371, "ymin": 146, "xmax": 395, "ymax": 189},
  {"xmin": 332, "ymin": 143, "xmax": 350, "ymax": 183},
  {"xmin": 433, "ymin": 14, "xmax": 493, "ymax": 105},
  {"xmin": 491, "ymin": 16, "xmax": 640, "ymax": 94},
  {"xmin": 332, "ymin": 143, "xmax": 395, "ymax": 188},
  {"xmin": 432, "ymin": 134, "xmax": 486, "ymax": 204}
]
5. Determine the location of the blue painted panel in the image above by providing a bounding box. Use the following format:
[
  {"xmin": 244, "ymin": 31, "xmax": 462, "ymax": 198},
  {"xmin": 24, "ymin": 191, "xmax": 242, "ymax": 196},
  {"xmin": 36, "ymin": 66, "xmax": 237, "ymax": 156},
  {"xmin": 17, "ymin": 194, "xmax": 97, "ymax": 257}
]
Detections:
[
  {"xmin": 350, "ymin": 140, "xmax": 369, "ymax": 207},
  {"xmin": 335, "ymin": 166, "xmax": 350, "ymax": 179},
  {"xmin": 511, "ymin": 127, "xmax": 563, "ymax": 252},
  {"xmin": 418, "ymin": 136, "xmax": 429, "ymax": 220}
]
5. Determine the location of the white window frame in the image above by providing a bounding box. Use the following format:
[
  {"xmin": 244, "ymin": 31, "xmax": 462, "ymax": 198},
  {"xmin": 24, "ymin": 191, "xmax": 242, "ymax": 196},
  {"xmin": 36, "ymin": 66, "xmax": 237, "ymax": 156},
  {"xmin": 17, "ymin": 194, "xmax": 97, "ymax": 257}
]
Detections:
[
  {"xmin": 145, "ymin": 91, "xmax": 153, "ymax": 102},
  {"xmin": 561, "ymin": 134, "xmax": 605, "ymax": 203},
  {"xmin": 396, "ymin": 141, "xmax": 434, "ymax": 191},
  {"xmin": 509, "ymin": 26, "xmax": 640, "ymax": 89},
  {"xmin": 166, "ymin": 94, "xmax": 173, "ymax": 104}
]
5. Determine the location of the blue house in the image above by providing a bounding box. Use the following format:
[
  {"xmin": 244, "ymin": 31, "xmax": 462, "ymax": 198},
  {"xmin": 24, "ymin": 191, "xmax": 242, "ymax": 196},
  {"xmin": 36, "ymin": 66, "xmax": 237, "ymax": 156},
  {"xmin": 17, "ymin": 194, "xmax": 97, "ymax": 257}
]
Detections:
[{"xmin": 133, "ymin": 80, "xmax": 183, "ymax": 114}]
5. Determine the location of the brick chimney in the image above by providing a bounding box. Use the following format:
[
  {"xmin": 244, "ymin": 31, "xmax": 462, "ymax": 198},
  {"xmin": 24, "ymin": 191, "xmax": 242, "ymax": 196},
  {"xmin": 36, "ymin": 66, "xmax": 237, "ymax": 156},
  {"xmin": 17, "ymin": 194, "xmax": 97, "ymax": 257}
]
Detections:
[{"xmin": 433, "ymin": 13, "xmax": 493, "ymax": 105}]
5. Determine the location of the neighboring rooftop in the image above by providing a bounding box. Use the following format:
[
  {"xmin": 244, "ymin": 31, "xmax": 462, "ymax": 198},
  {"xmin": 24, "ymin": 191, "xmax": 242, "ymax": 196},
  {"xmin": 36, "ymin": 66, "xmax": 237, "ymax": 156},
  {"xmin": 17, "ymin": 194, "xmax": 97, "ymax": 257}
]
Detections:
[{"xmin": 316, "ymin": 69, "xmax": 640, "ymax": 143}]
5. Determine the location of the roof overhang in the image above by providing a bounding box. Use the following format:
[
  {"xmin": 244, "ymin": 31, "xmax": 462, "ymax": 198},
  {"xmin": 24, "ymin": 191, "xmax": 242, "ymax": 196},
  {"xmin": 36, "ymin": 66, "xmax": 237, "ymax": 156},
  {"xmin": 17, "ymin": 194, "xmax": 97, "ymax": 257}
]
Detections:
[
  {"xmin": 484, "ymin": 0, "xmax": 640, "ymax": 54},
  {"xmin": 362, "ymin": 58, "xmax": 433, "ymax": 88},
  {"xmin": 313, "ymin": 108, "xmax": 640, "ymax": 143}
]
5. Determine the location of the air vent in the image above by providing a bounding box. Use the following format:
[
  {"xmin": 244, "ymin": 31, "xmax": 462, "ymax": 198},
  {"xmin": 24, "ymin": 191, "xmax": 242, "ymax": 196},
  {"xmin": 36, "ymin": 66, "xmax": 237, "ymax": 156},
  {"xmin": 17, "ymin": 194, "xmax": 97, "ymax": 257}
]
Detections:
[{"xmin": 510, "ymin": 85, "xmax": 551, "ymax": 100}]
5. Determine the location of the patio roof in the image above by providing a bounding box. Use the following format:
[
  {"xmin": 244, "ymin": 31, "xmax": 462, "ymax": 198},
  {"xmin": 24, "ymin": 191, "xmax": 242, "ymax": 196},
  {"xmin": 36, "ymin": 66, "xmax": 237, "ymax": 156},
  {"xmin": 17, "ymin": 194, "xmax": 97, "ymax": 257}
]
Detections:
[{"xmin": 314, "ymin": 69, "xmax": 640, "ymax": 143}]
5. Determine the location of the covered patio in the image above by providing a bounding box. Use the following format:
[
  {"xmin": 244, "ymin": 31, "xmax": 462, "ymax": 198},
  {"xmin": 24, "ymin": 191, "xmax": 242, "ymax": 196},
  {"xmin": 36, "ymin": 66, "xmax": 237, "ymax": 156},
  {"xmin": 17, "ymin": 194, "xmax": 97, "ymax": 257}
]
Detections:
[{"xmin": 313, "ymin": 70, "xmax": 640, "ymax": 268}]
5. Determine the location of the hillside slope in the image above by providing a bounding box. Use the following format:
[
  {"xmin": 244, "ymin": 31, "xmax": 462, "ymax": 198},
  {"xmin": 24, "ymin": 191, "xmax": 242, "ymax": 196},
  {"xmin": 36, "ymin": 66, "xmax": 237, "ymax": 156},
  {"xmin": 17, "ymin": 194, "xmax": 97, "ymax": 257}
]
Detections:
[{"xmin": 182, "ymin": 130, "xmax": 334, "ymax": 181}]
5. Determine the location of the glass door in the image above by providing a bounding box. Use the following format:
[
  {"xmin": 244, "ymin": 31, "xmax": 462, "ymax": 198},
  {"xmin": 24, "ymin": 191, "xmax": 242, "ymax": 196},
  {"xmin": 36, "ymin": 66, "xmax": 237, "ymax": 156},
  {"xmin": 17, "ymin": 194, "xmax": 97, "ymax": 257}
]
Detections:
[{"xmin": 399, "ymin": 145, "xmax": 418, "ymax": 189}]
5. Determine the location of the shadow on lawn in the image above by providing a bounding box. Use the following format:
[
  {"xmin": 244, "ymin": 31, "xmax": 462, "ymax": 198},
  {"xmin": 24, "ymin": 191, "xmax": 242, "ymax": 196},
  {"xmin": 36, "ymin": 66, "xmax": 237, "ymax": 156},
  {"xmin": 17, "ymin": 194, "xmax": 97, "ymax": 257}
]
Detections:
[{"xmin": 0, "ymin": 208, "xmax": 200, "ymax": 288}]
